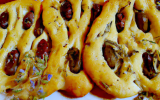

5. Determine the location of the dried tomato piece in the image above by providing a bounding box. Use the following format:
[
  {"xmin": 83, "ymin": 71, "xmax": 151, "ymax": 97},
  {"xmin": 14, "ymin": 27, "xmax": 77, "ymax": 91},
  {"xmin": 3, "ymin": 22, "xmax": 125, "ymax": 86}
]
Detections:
[
  {"xmin": 90, "ymin": 4, "xmax": 102, "ymax": 25},
  {"xmin": 116, "ymin": 13, "xmax": 125, "ymax": 33},
  {"xmin": 0, "ymin": 11, "xmax": 9, "ymax": 29},
  {"xmin": 60, "ymin": 1, "xmax": 73, "ymax": 20},
  {"xmin": 36, "ymin": 39, "xmax": 49, "ymax": 59},
  {"xmin": 4, "ymin": 49, "xmax": 19, "ymax": 76}
]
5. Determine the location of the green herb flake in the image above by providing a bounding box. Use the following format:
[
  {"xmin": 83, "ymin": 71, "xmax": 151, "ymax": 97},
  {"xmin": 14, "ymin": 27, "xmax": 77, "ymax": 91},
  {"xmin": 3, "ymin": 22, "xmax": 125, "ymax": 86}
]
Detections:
[
  {"xmin": 15, "ymin": 78, "xmax": 23, "ymax": 83},
  {"xmin": 36, "ymin": 64, "xmax": 46, "ymax": 71},
  {"xmin": 35, "ymin": 71, "xmax": 41, "ymax": 76},
  {"xmin": 36, "ymin": 57, "xmax": 45, "ymax": 64},
  {"xmin": 101, "ymin": 82, "xmax": 109, "ymax": 89},
  {"xmin": 12, "ymin": 89, "xmax": 22, "ymax": 93},
  {"xmin": 148, "ymin": 40, "xmax": 156, "ymax": 44},
  {"xmin": 44, "ymin": 55, "xmax": 48, "ymax": 67},
  {"xmin": 33, "ymin": 96, "xmax": 38, "ymax": 100},
  {"xmin": 39, "ymin": 92, "xmax": 47, "ymax": 99},
  {"xmin": 149, "ymin": 97, "xmax": 153, "ymax": 100},
  {"xmin": 44, "ymin": 55, "xmax": 48, "ymax": 61},
  {"xmin": 41, "ymin": 80, "xmax": 49, "ymax": 84},
  {"xmin": 25, "ymin": 55, "xmax": 29, "ymax": 58},
  {"xmin": 142, "ymin": 39, "xmax": 156, "ymax": 44}
]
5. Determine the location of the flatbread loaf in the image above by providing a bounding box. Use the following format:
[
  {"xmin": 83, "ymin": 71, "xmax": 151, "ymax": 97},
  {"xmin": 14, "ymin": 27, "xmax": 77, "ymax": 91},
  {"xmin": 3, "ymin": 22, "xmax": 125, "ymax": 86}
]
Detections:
[
  {"xmin": 0, "ymin": 0, "xmax": 93, "ymax": 99},
  {"xmin": 83, "ymin": 0, "xmax": 160, "ymax": 98}
]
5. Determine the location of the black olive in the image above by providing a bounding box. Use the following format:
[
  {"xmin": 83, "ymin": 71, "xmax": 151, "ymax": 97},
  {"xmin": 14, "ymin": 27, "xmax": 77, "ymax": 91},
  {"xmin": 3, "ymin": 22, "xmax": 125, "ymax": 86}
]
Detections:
[
  {"xmin": 135, "ymin": 11, "xmax": 150, "ymax": 33},
  {"xmin": 66, "ymin": 47, "xmax": 81, "ymax": 73},
  {"xmin": 142, "ymin": 52, "xmax": 157, "ymax": 79}
]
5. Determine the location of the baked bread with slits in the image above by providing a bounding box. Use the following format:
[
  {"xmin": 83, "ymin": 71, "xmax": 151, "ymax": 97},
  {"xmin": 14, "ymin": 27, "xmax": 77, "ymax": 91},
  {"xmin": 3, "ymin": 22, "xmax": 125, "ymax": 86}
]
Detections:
[
  {"xmin": 0, "ymin": 0, "xmax": 93, "ymax": 99},
  {"xmin": 0, "ymin": 0, "xmax": 42, "ymax": 98},
  {"xmin": 41, "ymin": 0, "xmax": 93, "ymax": 97},
  {"xmin": 83, "ymin": 0, "xmax": 160, "ymax": 98}
]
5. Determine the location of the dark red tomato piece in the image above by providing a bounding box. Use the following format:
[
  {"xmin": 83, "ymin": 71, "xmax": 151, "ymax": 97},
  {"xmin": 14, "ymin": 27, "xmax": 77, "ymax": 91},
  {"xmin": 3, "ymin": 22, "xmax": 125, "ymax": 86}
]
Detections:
[
  {"xmin": 0, "ymin": 0, "xmax": 15, "ymax": 4},
  {"xmin": 60, "ymin": 1, "xmax": 73, "ymax": 20},
  {"xmin": 36, "ymin": 39, "xmax": 49, "ymax": 59},
  {"xmin": 90, "ymin": 4, "xmax": 102, "ymax": 25},
  {"xmin": 23, "ymin": 11, "xmax": 34, "ymax": 30},
  {"xmin": 116, "ymin": 13, "xmax": 125, "ymax": 33},
  {"xmin": 4, "ymin": 49, "xmax": 19, "ymax": 76},
  {"xmin": 0, "ymin": 11, "xmax": 9, "ymax": 29}
]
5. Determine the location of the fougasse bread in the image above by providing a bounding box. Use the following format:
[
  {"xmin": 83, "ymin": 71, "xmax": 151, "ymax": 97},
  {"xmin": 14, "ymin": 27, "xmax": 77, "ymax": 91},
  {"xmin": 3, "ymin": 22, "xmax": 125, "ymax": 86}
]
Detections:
[
  {"xmin": 83, "ymin": 0, "xmax": 160, "ymax": 99},
  {"xmin": 0, "ymin": 0, "xmax": 93, "ymax": 99},
  {"xmin": 0, "ymin": 0, "xmax": 42, "ymax": 98},
  {"xmin": 41, "ymin": 0, "xmax": 94, "ymax": 98}
]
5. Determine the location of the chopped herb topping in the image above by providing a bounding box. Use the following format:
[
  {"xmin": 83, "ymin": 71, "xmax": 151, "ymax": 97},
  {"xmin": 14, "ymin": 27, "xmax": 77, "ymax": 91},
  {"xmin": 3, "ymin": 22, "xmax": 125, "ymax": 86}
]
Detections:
[
  {"xmin": 12, "ymin": 89, "xmax": 22, "ymax": 93},
  {"xmin": 134, "ymin": 91, "xmax": 160, "ymax": 100},
  {"xmin": 33, "ymin": 97, "xmax": 38, "ymax": 100},
  {"xmin": 41, "ymin": 80, "xmax": 49, "ymax": 84},
  {"xmin": 36, "ymin": 57, "xmax": 45, "ymax": 64},
  {"xmin": 41, "ymin": 74, "xmax": 52, "ymax": 84},
  {"xmin": 101, "ymin": 82, "xmax": 109, "ymax": 89},
  {"xmin": 142, "ymin": 39, "xmax": 156, "ymax": 44},
  {"xmin": 35, "ymin": 71, "xmax": 41, "ymax": 76},
  {"xmin": 154, "ymin": 36, "xmax": 160, "ymax": 39},
  {"xmin": 13, "ymin": 52, "xmax": 50, "ymax": 99},
  {"xmin": 15, "ymin": 78, "xmax": 23, "ymax": 83},
  {"xmin": 104, "ymin": 22, "xmax": 112, "ymax": 33}
]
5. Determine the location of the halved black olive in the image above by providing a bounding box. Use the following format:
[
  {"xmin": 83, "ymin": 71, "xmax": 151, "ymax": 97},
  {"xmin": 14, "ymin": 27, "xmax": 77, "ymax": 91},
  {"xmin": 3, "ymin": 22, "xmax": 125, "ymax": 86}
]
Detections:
[
  {"xmin": 103, "ymin": 39, "xmax": 126, "ymax": 69},
  {"xmin": 66, "ymin": 47, "xmax": 81, "ymax": 73},
  {"xmin": 142, "ymin": 52, "xmax": 157, "ymax": 79},
  {"xmin": 135, "ymin": 11, "xmax": 150, "ymax": 33},
  {"xmin": 103, "ymin": 45, "xmax": 118, "ymax": 69}
]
